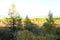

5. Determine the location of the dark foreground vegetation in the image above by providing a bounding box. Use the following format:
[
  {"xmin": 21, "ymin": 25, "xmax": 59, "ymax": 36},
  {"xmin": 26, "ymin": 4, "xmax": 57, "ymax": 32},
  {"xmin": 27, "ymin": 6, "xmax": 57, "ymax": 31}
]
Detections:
[{"xmin": 0, "ymin": 11, "xmax": 60, "ymax": 40}]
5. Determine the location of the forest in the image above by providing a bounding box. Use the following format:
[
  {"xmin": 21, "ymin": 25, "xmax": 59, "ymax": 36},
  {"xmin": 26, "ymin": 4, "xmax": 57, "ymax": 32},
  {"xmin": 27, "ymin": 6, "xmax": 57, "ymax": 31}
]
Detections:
[
  {"xmin": 0, "ymin": 11, "xmax": 60, "ymax": 40},
  {"xmin": 0, "ymin": 4, "xmax": 60, "ymax": 40}
]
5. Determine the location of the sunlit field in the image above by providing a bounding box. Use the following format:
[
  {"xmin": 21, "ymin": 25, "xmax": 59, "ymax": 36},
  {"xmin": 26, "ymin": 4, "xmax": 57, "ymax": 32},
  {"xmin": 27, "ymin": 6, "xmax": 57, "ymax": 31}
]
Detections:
[{"xmin": 0, "ymin": 18, "xmax": 60, "ymax": 27}]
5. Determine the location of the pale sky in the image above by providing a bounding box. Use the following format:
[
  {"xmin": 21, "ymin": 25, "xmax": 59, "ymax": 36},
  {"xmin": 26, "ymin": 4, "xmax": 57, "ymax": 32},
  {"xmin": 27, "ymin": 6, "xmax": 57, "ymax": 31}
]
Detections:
[{"xmin": 0, "ymin": 0, "xmax": 60, "ymax": 18}]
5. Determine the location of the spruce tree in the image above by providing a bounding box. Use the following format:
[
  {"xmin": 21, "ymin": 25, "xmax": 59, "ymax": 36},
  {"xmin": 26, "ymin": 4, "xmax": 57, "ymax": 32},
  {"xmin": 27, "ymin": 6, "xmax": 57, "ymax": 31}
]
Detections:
[{"xmin": 43, "ymin": 10, "xmax": 56, "ymax": 34}]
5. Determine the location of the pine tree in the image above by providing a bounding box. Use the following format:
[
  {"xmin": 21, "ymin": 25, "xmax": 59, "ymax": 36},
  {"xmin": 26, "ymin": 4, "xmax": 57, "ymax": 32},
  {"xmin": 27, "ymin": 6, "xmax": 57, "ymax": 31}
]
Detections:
[
  {"xmin": 47, "ymin": 10, "xmax": 54, "ymax": 24},
  {"xmin": 24, "ymin": 16, "xmax": 32, "ymax": 29},
  {"xmin": 43, "ymin": 10, "xmax": 56, "ymax": 34},
  {"xmin": 8, "ymin": 4, "xmax": 22, "ymax": 40}
]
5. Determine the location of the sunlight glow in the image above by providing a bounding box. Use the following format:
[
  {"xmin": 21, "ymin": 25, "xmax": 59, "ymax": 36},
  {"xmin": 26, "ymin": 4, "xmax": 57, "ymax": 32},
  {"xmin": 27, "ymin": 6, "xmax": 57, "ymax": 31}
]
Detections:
[{"xmin": 0, "ymin": 0, "xmax": 60, "ymax": 18}]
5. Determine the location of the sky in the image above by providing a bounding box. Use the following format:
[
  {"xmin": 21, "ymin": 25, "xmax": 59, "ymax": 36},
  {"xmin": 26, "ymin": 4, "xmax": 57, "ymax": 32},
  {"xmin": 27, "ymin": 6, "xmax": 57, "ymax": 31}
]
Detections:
[{"xmin": 0, "ymin": 0, "xmax": 60, "ymax": 18}]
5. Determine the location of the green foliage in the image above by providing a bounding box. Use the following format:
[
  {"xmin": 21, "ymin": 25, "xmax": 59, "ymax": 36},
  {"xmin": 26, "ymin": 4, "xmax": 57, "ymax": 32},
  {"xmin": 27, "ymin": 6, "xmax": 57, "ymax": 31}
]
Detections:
[
  {"xmin": 0, "ymin": 10, "xmax": 59, "ymax": 40},
  {"xmin": 24, "ymin": 16, "xmax": 33, "ymax": 29},
  {"xmin": 17, "ymin": 30, "xmax": 36, "ymax": 40},
  {"xmin": 42, "ymin": 11, "xmax": 56, "ymax": 34},
  {"xmin": 56, "ymin": 28, "xmax": 60, "ymax": 40},
  {"xmin": 47, "ymin": 11, "xmax": 54, "ymax": 24},
  {"xmin": 24, "ymin": 16, "xmax": 41, "ymax": 35},
  {"xmin": 16, "ymin": 16, "xmax": 22, "ymax": 29},
  {"xmin": 41, "ymin": 11, "xmax": 57, "ymax": 40}
]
